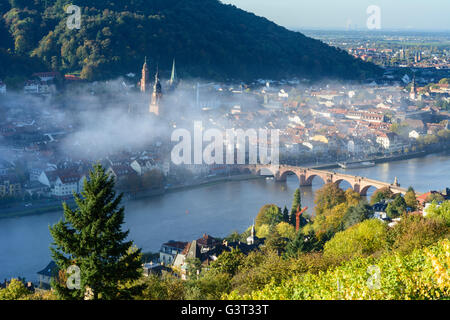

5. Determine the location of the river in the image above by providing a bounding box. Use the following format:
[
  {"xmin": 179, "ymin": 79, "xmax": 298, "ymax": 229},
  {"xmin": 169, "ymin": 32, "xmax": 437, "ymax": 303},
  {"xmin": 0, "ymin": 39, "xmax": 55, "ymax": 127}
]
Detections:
[{"xmin": 0, "ymin": 152, "xmax": 449, "ymax": 282}]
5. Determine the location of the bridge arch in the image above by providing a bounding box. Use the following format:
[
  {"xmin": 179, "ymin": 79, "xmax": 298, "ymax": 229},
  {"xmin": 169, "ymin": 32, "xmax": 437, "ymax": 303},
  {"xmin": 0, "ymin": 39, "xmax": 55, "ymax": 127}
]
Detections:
[
  {"xmin": 256, "ymin": 167, "xmax": 276, "ymax": 177},
  {"xmin": 303, "ymin": 174, "xmax": 327, "ymax": 186},
  {"xmin": 334, "ymin": 179, "xmax": 355, "ymax": 191},
  {"xmin": 360, "ymin": 185, "xmax": 379, "ymax": 196},
  {"xmin": 278, "ymin": 170, "xmax": 301, "ymax": 182}
]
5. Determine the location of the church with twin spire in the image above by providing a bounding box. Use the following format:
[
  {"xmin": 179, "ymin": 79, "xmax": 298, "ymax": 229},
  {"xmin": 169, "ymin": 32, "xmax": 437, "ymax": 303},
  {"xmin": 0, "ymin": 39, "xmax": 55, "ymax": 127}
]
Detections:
[{"xmin": 139, "ymin": 58, "xmax": 178, "ymax": 116}]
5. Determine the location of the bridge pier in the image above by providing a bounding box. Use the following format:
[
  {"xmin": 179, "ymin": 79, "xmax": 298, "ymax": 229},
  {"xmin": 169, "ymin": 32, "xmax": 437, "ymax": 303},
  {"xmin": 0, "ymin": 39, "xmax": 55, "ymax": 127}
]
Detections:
[{"xmin": 299, "ymin": 175, "xmax": 312, "ymax": 187}]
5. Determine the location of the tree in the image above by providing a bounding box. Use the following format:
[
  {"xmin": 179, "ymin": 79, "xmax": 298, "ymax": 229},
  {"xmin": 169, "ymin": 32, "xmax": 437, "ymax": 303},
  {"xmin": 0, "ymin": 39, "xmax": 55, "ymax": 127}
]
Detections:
[
  {"xmin": 342, "ymin": 202, "xmax": 374, "ymax": 229},
  {"xmin": 344, "ymin": 188, "xmax": 361, "ymax": 207},
  {"xmin": 425, "ymin": 200, "xmax": 450, "ymax": 226},
  {"xmin": 370, "ymin": 187, "xmax": 394, "ymax": 204},
  {"xmin": 386, "ymin": 195, "xmax": 407, "ymax": 219},
  {"xmin": 185, "ymin": 258, "xmax": 202, "ymax": 280},
  {"xmin": 0, "ymin": 279, "xmax": 30, "ymax": 300},
  {"xmin": 140, "ymin": 274, "xmax": 186, "ymax": 300},
  {"xmin": 312, "ymin": 202, "xmax": 348, "ymax": 241},
  {"xmin": 209, "ymin": 248, "xmax": 245, "ymax": 276},
  {"xmin": 255, "ymin": 204, "xmax": 282, "ymax": 228},
  {"xmin": 49, "ymin": 164, "xmax": 143, "ymax": 300},
  {"xmin": 314, "ymin": 183, "xmax": 346, "ymax": 216},
  {"xmin": 264, "ymin": 226, "xmax": 288, "ymax": 255},
  {"xmin": 404, "ymin": 187, "xmax": 418, "ymax": 211},
  {"xmin": 284, "ymin": 230, "xmax": 320, "ymax": 258},
  {"xmin": 290, "ymin": 189, "xmax": 302, "ymax": 215},
  {"xmin": 282, "ymin": 206, "xmax": 289, "ymax": 223},
  {"xmin": 275, "ymin": 222, "xmax": 296, "ymax": 240},
  {"xmin": 386, "ymin": 214, "xmax": 448, "ymax": 255},
  {"xmin": 225, "ymin": 231, "xmax": 241, "ymax": 243},
  {"xmin": 256, "ymin": 224, "xmax": 270, "ymax": 239},
  {"xmin": 289, "ymin": 189, "xmax": 302, "ymax": 226}
]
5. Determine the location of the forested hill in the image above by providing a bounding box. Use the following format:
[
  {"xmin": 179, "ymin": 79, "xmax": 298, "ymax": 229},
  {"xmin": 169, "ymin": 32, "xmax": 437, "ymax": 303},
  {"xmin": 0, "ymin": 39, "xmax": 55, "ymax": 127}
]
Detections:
[{"xmin": 0, "ymin": 0, "xmax": 382, "ymax": 82}]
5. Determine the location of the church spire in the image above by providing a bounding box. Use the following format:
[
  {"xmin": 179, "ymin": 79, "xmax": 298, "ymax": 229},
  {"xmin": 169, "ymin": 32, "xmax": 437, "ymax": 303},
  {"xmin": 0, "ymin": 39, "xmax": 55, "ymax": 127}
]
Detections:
[
  {"xmin": 410, "ymin": 73, "xmax": 417, "ymax": 100},
  {"xmin": 140, "ymin": 57, "xmax": 149, "ymax": 93},
  {"xmin": 170, "ymin": 59, "xmax": 177, "ymax": 87},
  {"xmin": 149, "ymin": 67, "xmax": 162, "ymax": 116}
]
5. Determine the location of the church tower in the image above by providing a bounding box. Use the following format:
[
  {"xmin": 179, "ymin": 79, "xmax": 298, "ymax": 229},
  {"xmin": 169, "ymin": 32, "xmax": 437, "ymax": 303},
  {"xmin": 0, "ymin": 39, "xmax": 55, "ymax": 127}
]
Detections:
[
  {"xmin": 410, "ymin": 75, "xmax": 417, "ymax": 100},
  {"xmin": 149, "ymin": 69, "xmax": 162, "ymax": 116},
  {"xmin": 168, "ymin": 59, "xmax": 178, "ymax": 89},
  {"xmin": 140, "ymin": 57, "xmax": 150, "ymax": 93}
]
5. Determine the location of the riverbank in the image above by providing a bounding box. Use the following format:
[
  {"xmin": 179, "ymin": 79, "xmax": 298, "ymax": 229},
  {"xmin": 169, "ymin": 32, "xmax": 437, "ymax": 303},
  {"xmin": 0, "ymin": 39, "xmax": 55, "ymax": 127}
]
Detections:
[{"xmin": 0, "ymin": 174, "xmax": 266, "ymax": 220}]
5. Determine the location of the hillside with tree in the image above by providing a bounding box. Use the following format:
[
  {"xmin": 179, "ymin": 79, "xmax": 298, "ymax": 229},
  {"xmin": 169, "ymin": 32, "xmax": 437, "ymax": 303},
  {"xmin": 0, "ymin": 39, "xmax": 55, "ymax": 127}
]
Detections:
[{"xmin": 0, "ymin": 0, "xmax": 382, "ymax": 82}]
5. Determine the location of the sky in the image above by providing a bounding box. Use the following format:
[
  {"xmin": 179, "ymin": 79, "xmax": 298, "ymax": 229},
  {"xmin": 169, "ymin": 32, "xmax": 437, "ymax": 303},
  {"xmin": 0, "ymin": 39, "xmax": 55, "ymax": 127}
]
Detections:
[{"xmin": 221, "ymin": 0, "xmax": 450, "ymax": 31}]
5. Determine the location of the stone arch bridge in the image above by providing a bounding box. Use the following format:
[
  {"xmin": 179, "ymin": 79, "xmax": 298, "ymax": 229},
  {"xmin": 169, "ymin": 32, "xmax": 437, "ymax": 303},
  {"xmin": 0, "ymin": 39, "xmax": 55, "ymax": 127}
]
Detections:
[{"xmin": 241, "ymin": 165, "xmax": 408, "ymax": 196}]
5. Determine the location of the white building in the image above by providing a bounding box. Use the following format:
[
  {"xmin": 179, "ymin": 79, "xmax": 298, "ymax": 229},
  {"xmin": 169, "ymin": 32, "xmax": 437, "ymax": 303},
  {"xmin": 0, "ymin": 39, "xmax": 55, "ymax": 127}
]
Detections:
[
  {"xmin": 130, "ymin": 159, "xmax": 157, "ymax": 176},
  {"xmin": 38, "ymin": 169, "xmax": 84, "ymax": 197},
  {"xmin": 376, "ymin": 132, "xmax": 404, "ymax": 152},
  {"xmin": 409, "ymin": 130, "xmax": 421, "ymax": 139}
]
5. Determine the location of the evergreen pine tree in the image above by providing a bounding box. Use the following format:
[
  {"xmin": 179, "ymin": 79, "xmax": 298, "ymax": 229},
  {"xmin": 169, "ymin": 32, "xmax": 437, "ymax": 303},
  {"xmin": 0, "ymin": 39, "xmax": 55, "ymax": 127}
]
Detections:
[
  {"xmin": 284, "ymin": 230, "xmax": 320, "ymax": 258},
  {"xmin": 289, "ymin": 189, "xmax": 302, "ymax": 226},
  {"xmin": 282, "ymin": 206, "xmax": 289, "ymax": 223},
  {"xmin": 291, "ymin": 188, "xmax": 302, "ymax": 214},
  {"xmin": 49, "ymin": 164, "xmax": 144, "ymax": 300}
]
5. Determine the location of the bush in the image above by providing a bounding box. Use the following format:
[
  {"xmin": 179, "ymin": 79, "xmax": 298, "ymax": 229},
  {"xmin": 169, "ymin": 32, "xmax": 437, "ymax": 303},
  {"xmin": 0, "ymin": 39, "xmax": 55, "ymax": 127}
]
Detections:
[
  {"xmin": 323, "ymin": 219, "xmax": 388, "ymax": 261},
  {"xmin": 386, "ymin": 214, "xmax": 448, "ymax": 255},
  {"xmin": 224, "ymin": 239, "xmax": 450, "ymax": 300},
  {"xmin": 425, "ymin": 201, "xmax": 450, "ymax": 226}
]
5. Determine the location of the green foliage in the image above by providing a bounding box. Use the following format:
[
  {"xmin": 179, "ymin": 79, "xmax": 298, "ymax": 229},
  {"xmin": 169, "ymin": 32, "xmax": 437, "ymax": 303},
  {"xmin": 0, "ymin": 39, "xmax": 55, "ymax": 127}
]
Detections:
[
  {"xmin": 282, "ymin": 206, "xmax": 289, "ymax": 224},
  {"xmin": 0, "ymin": 279, "xmax": 30, "ymax": 300},
  {"xmin": 386, "ymin": 214, "xmax": 449, "ymax": 255},
  {"xmin": 370, "ymin": 187, "xmax": 394, "ymax": 205},
  {"xmin": 264, "ymin": 226, "xmax": 288, "ymax": 255},
  {"xmin": 256, "ymin": 224, "xmax": 270, "ymax": 239},
  {"xmin": 386, "ymin": 195, "xmax": 407, "ymax": 219},
  {"xmin": 284, "ymin": 230, "xmax": 321, "ymax": 258},
  {"xmin": 323, "ymin": 219, "xmax": 388, "ymax": 261},
  {"xmin": 139, "ymin": 274, "xmax": 186, "ymax": 300},
  {"xmin": 425, "ymin": 201, "xmax": 450, "ymax": 227},
  {"xmin": 49, "ymin": 164, "xmax": 144, "ymax": 300},
  {"xmin": 185, "ymin": 258, "xmax": 202, "ymax": 280},
  {"xmin": 225, "ymin": 230, "xmax": 241, "ymax": 243},
  {"xmin": 345, "ymin": 188, "xmax": 362, "ymax": 207},
  {"xmin": 255, "ymin": 204, "xmax": 282, "ymax": 229},
  {"xmin": 209, "ymin": 248, "xmax": 245, "ymax": 277},
  {"xmin": 342, "ymin": 202, "xmax": 374, "ymax": 229},
  {"xmin": 404, "ymin": 187, "xmax": 418, "ymax": 211},
  {"xmin": 185, "ymin": 272, "xmax": 232, "ymax": 300},
  {"xmin": 275, "ymin": 222, "xmax": 296, "ymax": 240},
  {"xmin": 314, "ymin": 183, "xmax": 346, "ymax": 216},
  {"xmin": 290, "ymin": 188, "xmax": 301, "ymax": 215},
  {"xmin": 225, "ymin": 239, "xmax": 450, "ymax": 300},
  {"xmin": 0, "ymin": 0, "xmax": 382, "ymax": 81},
  {"xmin": 229, "ymin": 249, "xmax": 294, "ymax": 295}
]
